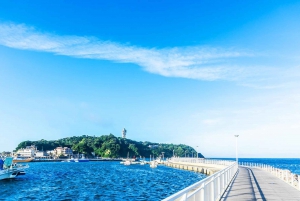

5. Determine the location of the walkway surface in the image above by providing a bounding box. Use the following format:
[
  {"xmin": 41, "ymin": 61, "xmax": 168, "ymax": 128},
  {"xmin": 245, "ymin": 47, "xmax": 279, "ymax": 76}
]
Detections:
[{"xmin": 221, "ymin": 166, "xmax": 300, "ymax": 201}]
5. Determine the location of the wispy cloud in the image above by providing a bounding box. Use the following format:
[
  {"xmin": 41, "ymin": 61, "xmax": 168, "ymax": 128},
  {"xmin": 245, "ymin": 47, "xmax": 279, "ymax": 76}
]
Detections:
[
  {"xmin": 202, "ymin": 118, "xmax": 221, "ymax": 126},
  {"xmin": 0, "ymin": 22, "xmax": 291, "ymax": 82}
]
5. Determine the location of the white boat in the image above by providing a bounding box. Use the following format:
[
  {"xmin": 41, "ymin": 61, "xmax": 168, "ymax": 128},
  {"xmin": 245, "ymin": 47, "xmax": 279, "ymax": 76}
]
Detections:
[
  {"xmin": 149, "ymin": 155, "xmax": 157, "ymax": 168},
  {"xmin": 61, "ymin": 158, "xmax": 75, "ymax": 162},
  {"xmin": 0, "ymin": 157, "xmax": 29, "ymax": 180},
  {"xmin": 120, "ymin": 160, "xmax": 141, "ymax": 165},
  {"xmin": 150, "ymin": 161, "xmax": 158, "ymax": 168},
  {"xmin": 140, "ymin": 157, "xmax": 146, "ymax": 165},
  {"xmin": 74, "ymin": 159, "xmax": 89, "ymax": 162},
  {"xmin": 124, "ymin": 160, "xmax": 131, "ymax": 165},
  {"xmin": 67, "ymin": 156, "xmax": 76, "ymax": 162},
  {"xmin": 74, "ymin": 155, "xmax": 89, "ymax": 162},
  {"xmin": 122, "ymin": 152, "xmax": 133, "ymax": 166},
  {"xmin": 67, "ymin": 159, "xmax": 75, "ymax": 162}
]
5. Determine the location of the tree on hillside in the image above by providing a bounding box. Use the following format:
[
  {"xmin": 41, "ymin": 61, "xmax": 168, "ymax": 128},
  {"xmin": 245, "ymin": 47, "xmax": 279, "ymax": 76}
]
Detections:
[{"xmin": 15, "ymin": 134, "xmax": 204, "ymax": 158}]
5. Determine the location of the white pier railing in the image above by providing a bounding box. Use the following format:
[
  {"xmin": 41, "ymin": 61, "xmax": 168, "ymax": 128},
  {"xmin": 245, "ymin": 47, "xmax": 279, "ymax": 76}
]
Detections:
[
  {"xmin": 240, "ymin": 162, "xmax": 300, "ymax": 191},
  {"xmin": 162, "ymin": 159, "xmax": 238, "ymax": 201},
  {"xmin": 170, "ymin": 157, "xmax": 235, "ymax": 166}
]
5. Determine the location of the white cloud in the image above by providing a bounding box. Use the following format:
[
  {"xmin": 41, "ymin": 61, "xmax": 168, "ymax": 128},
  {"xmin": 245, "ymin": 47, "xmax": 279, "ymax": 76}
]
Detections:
[
  {"xmin": 0, "ymin": 22, "xmax": 298, "ymax": 87},
  {"xmin": 202, "ymin": 119, "xmax": 221, "ymax": 126},
  {"xmin": 0, "ymin": 22, "xmax": 260, "ymax": 81}
]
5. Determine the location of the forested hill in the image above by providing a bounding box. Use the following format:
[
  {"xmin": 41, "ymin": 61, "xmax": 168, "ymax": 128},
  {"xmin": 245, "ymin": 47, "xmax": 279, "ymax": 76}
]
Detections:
[{"xmin": 15, "ymin": 134, "xmax": 204, "ymax": 158}]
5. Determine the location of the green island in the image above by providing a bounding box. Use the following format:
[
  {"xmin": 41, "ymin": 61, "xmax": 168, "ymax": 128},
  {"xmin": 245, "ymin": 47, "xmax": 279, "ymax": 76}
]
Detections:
[{"xmin": 15, "ymin": 134, "xmax": 204, "ymax": 158}]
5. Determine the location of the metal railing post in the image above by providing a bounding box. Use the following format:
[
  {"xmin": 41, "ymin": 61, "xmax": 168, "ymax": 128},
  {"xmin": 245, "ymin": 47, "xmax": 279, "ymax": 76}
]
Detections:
[
  {"xmin": 221, "ymin": 171, "xmax": 225, "ymax": 194},
  {"xmin": 210, "ymin": 176, "xmax": 214, "ymax": 201},
  {"xmin": 217, "ymin": 172, "xmax": 221, "ymax": 199},
  {"xmin": 162, "ymin": 158, "xmax": 238, "ymax": 201},
  {"xmin": 204, "ymin": 182, "xmax": 208, "ymax": 201},
  {"xmin": 200, "ymin": 183, "xmax": 204, "ymax": 201},
  {"xmin": 298, "ymin": 175, "xmax": 300, "ymax": 190}
]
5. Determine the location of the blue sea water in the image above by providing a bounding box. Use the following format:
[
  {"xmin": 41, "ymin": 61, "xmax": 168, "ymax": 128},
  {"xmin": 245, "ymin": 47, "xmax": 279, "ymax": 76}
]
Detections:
[
  {"xmin": 216, "ymin": 158, "xmax": 300, "ymax": 174},
  {"xmin": 0, "ymin": 162, "xmax": 206, "ymax": 201},
  {"xmin": 240, "ymin": 158, "xmax": 300, "ymax": 174},
  {"xmin": 1, "ymin": 159, "xmax": 299, "ymax": 200}
]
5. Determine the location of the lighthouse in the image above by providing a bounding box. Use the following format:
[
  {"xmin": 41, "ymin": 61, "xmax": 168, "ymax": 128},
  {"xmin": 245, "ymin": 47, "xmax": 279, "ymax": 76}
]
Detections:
[{"xmin": 122, "ymin": 128, "xmax": 127, "ymax": 139}]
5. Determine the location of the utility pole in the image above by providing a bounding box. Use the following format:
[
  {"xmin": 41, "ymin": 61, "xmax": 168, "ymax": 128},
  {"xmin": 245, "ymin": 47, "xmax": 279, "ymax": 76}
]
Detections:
[{"xmin": 234, "ymin": 135, "xmax": 239, "ymax": 164}]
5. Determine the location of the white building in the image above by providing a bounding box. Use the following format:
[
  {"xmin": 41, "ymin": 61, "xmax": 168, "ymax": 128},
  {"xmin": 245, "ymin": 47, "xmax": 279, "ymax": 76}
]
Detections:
[
  {"xmin": 54, "ymin": 147, "xmax": 73, "ymax": 157},
  {"xmin": 35, "ymin": 151, "xmax": 49, "ymax": 159},
  {"xmin": 46, "ymin": 150, "xmax": 55, "ymax": 158},
  {"xmin": 0, "ymin": 152, "xmax": 12, "ymax": 157},
  {"xmin": 16, "ymin": 145, "xmax": 37, "ymax": 158}
]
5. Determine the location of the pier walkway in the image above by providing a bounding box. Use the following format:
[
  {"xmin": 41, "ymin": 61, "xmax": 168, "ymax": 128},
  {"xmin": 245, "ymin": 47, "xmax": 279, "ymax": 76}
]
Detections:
[
  {"xmin": 221, "ymin": 166, "xmax": 300, "ymax": 201},
  {"xmin": 163, "ymin": 158, "xmax": 300, "ymax": 201}
]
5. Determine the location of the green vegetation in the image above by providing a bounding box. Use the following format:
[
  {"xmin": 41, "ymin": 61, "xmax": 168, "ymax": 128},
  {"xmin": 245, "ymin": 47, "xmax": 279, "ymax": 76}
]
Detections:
[{"xmin": 15, "ymin": 134, "xmax": 204, "ymax": 158}]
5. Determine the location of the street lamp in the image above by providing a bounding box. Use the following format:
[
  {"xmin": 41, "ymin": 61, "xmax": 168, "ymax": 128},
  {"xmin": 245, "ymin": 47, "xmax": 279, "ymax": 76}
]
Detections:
[{"xmin": 234, "ymin": 135, "xmax": 239, "ymax": 164}]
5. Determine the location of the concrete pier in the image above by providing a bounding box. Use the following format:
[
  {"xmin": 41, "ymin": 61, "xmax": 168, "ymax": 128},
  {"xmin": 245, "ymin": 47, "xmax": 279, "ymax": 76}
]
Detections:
[
  {"xmin": 221, "ymin": 166, "xmax": 300, "ymax": 201},
  {"xmin": 164, "ymin": 161, "xmax": 227, "ymax": 175},
  {"xmin": 163, "ymin": 158, "xmax": 300, "ymax": 201},
  {"xmin": 162, "ymin": 159, "xmax": 237, "ymax": 201}
]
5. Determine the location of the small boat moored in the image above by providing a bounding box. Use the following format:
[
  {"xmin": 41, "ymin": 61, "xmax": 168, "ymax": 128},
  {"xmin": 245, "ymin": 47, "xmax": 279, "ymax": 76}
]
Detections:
[
  {"xmin": 124, "ymin": 160, "xmax": 131, "ymax": 165},
  {"xmin": 0, "ymin": 157, "xmax": 29, "ymax": 180},
  {"xmin": 74, "ymin": 155, "xmax": 89, "ymax": 162},
  {"xmin": 150, "ymin": 160, "xmax": 158, "ymax": 168},
  {"xmin": 13, "ymin": 158, "xmax": 33, "ymax": 163}
]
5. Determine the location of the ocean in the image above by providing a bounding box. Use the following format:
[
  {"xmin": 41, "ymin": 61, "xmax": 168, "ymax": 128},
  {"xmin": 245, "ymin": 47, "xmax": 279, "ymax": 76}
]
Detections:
[
  {"xmin": 1, "ymin": 158, "xmax": 299, "ymax": 200},
  {"xmin": 0, "ymin": 161, "xmax": 205, "ymax": 201},
  {"xmin": 213, "ymin": 158, "xmax": 300, "ymax": 174}
]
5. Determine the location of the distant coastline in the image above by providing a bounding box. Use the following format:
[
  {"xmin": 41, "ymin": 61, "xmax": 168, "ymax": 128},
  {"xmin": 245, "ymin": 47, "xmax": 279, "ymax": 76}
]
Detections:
[{"xmin": 10, "ymin": 134, "xmax": 204, "ymax": 160}]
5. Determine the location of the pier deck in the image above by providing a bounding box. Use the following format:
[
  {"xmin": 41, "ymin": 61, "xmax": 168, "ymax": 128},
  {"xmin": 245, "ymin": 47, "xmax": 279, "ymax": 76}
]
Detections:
[
  {"xmin": 221, "ymin": 166, "xmax": 300, "ymax": 201},
  {"xmin": 165, "ymin": 161, "xmax": 227, "ymax": 175}
]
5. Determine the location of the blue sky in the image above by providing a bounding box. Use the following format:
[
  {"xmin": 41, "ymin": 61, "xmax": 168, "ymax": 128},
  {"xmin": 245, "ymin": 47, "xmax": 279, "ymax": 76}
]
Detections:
[{"xmin": 0, "ymin": 0, "xmax": 300, "ymax": 157}]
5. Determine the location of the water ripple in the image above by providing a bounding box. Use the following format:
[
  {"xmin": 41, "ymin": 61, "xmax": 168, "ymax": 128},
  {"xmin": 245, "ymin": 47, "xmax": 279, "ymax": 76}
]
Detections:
[{"xmin": 0, "ymin": 162, "xmax": 206, "ymax": 201}]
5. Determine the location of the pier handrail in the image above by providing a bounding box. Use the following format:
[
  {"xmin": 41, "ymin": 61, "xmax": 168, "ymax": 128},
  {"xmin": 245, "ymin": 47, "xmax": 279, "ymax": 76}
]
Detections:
[
  {"xmin": 163, "ymin": 160, "xmax": 238, "ymax": 201},
  {"xmin": 169, "ymin": 157, "xmax": 235, "ymax": 166},
  {"xmin": 240, "ymin": 162, "xmax": 300, "ymax": 191}
]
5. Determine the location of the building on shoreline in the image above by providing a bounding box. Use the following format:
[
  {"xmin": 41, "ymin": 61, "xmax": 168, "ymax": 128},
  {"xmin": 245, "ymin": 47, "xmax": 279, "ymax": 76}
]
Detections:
[
  {"xmin": 15, "ymin": 145, "xmax": 37, "ymax": 158},
  {"xmin": 54, "ymin": 147, "xmax": 73, "ymax": 157},
  {"xmin": 13, "ymin": 145, "xmax": 74, "ymax": 159},
  {"xmin": 0, "ymin": 151, "xmax": 12, "ymax": 158},
  {"xmin": 35, "ymin": 151, "xmax": 49, "ymax": 159}
]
